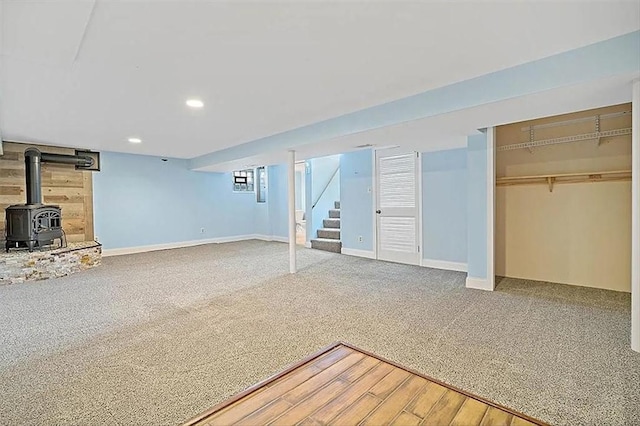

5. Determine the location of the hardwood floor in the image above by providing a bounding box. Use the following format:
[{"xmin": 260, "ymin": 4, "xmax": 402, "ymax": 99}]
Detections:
[{"xmin": 184, "ymin": 343, "xmax": 547, "ymax": 426}]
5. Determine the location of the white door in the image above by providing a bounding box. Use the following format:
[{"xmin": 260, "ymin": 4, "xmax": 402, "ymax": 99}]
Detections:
[{"xmin": 375, "ymin": 148, "xmax": 420, "ymax": 265}]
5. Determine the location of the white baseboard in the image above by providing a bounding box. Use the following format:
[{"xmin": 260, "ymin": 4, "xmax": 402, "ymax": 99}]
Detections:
[
  {"xmin": 253, "ymin": 234, "xmax": 289, "ymax": 243},
  {"xmin": 465, "ymin": 276, "xmax": 494, "ymax": 291},
  {"xmin": 421, "ymin": 259, "xmax": 467, "ymax": 272},
  {"xmin": 102, "ymin": 234, "xmax": 289, "ymax": 257},
  {"xmin": 305, "ymin": 242, "xmax": 312, "ymax": 248},
  {"xmin": 341, "ymin": 248, "xmax": 376, "ymax": 259}
]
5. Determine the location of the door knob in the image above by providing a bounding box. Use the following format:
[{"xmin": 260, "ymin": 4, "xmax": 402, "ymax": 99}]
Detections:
[{"xmin": 376, "ymin": 210, "xmax": 381, "ymax": 214}]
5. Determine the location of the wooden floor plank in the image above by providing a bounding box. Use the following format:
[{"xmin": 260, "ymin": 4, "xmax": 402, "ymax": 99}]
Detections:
[
  {"xmin": 309, "ymin": 362, "xmax": 395, "ymax": 424},
  {"xmin": 405, "ymin": 381, "xmax": 448, "ymax": 418},
  {"xmin": 309, "ymin": 345, "xmax": 355, "ymax": 370},
  {"xmin": 362, "ymin": 375, "xmax": 428, "ymax": 426},
  {"xmin": 422, "ymin": 389, "xmax": 467, "ymax": 425},
  {"xmin": 450, "ymin": 397, "xmax": 489, "ymax": 426},
  {"xmin": 234, "ymin": 398, "xmax": 292, "ymax": 426},
  {"xmin": 184, "ymin": 343, "xmax": 547, "ymax": 426},
  {"xmin": 296, "ymin": 417, "xmax": 323, "ymax": 426},
  {"xmin": 205, "ymin": 361, "xmax": 324, "ymax": 424},
  {"xmin": 480, "ymin": 406, "xmax": 514, "ymax": 426},
  {"xmin": 390, "ymin": 411, "xmax": 422, "ymax": 426},
  {"xmin": 510, "ymin": 416, "xmax": 539, "ymax": 426},
  {"xmin": 339, "ymin": 355, "xmax": 380, "ymax": 383},
  {"xmin": 282, "ymin": 352, "xmax": 365, "ymax": 404},
  {"xmin": 270, "ymin": 378, "xmax": 350, "ymax": 425},
  {"xmin": 368, "ymin": 367, "xmax": 411, "ymax": 399},
  {"xmin": 327, "ymin": 393, "xmax": 383, "ymax": 426}
]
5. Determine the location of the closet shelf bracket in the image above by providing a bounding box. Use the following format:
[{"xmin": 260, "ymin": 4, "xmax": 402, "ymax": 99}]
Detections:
[{"xmin": 547, "ymin": 177, "xmax": 555, "ymax": 192}]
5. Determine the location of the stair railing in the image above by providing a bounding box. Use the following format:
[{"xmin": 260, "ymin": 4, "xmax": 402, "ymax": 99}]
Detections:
[{"xmin": 312, "ymin": 165, "xmax": 340, "ymax": 209}]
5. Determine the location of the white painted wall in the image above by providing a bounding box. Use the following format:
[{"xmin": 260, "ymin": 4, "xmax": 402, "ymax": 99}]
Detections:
[{"xmin": 496, "ymin": 183, "xmax": 631, "ymax": 292}]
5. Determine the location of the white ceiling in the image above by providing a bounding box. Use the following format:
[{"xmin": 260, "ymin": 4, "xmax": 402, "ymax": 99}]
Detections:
[
  {"xmin": 1, "ymin": 1, "xmax": 639, "ymax": 161},
  {"xmin": 195, "ymin": 72, "xmax": 638, "ymax": 172}
]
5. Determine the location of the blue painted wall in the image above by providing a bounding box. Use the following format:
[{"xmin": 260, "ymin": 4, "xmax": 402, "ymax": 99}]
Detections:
[
  {"xmin": 266, "ymin": 164, "xmax": 289, "ymax": 239},
  {"xmin": 466, "ymin": 134, "xmax": 488, "ymax": 279},
  {"xmin": 310, "ymin": 155, "xmax": 341, "ymax": 238},
  {"xmin": 422, "ymin": 149, "xmax": 468, "ymax": 263},
  {"xmin": 340, "ymin": 149, "xmax": 373, "ymax": 251},
  {"xmin": 305, "ymin": 161, "xmax": 313, "ymax": 243},
  {"xmin": 96, "ymin": 146, "xmax": 478, "ymax": 273},
  {"xmin": 93, "ymin": 151, "xmax": 257, "ymax": 250},
  {"xmin": 295, "ymin": 170, "xmax": 304, "ymax": 210}
]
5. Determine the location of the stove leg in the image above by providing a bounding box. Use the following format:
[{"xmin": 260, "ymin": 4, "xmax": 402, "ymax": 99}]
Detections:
[{"xmin": 26, "ymin": 241, "xmax": 34, "ymax": 252}]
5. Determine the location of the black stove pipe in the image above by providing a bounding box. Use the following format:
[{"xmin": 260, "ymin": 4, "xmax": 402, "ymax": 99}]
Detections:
[
  {"xmin": 24, "ymin": 148, "xmax": 43, "ymax": 205},
  {"xmin": 24, "ymin": 148, "xmax": 94, "ymax": 205}
]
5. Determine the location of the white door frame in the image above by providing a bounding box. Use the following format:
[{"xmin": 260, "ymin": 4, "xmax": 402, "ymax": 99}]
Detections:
[
  {"xmin": 371, "ymin": 147, "xmax": 423, "ymax": 264},
  {"xmin": 632, "ymin": 79, "xmax": 639, "ymax": 353}
]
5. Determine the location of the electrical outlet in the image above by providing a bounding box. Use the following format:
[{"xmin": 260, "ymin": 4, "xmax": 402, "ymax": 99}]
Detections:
[
  {"xmin": 358, "ymin": 235, "xmax": 363, "ymax": 242},
  {"xmin": 200, "ymin": 227, "xmax": 205, "ymax": 234}
]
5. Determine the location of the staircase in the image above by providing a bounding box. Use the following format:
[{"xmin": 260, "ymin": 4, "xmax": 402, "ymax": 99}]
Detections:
[{"xmin": 311, "ymin": 201, "xmax": 341, "ymax": 253}]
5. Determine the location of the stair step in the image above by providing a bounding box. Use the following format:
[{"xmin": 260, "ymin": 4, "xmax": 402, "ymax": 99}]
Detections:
[
  {"xmin": 328, "ymin": 209, "xmax": 340, "ymax": 218},
  {"xmin": 334, "ymin": 201, "xmax": 340, "ymax": 209},
  {"xmin": 323, "ymin": 218, "xmax": 340, "ymax": 229},
  {"xmin": 317, "ymin": 228, "xmax": 340, "ymax": 239},
  {"xmin": 311, "ymin": 238, "xmax": 342, "ymax": 253}
]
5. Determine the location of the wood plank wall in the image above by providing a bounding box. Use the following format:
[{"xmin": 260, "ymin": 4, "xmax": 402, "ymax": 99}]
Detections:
[{"xmin": 0, "ymin": 142, "xmax": 94, "ymax": 243}]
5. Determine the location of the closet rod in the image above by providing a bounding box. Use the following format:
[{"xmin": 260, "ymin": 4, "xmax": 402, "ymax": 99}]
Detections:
[
  {"xmin": 496, "ymin": 170, "xmax": 631, "ymax": 192},
  {"xmin": 519, "ymin": 110, "xmax": 631, "ymax": 132},
  {"xmin": 498, "ymin": 128, "xmax": 631, "ymax": 152}
]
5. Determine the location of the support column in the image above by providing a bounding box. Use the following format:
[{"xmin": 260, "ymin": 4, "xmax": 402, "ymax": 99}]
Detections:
[
  {"xmin": 466, "ymin": 130, "xmax": 495, "ymax": 291},
  {"xmin": 288, "ymin": 150, "xmax": 297, "ymax": 274},
  {"xmin": 632, "ymin": 79, "xmax": 639, "ymax": 353},
  {"xmin": 486, "ymin": 126, "xmax": 496, "ymax": 291}
]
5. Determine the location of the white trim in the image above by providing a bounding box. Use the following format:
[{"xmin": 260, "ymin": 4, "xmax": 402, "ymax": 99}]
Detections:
[
  {"xmin": 632, "ymin": 79, "xmax": 640, "ymax": 353},
  {"xmin": 465, "ymin": 276, "xmax": 493, "ymax": 291},
  {"xmin": 254, "ymin": 234, "xmax": 288, "ymax": 243},
  {"xmin": 305, "ymin": 242, "xmax": 312, "ymax": 248},
  {"xmin": 486, "ymin": 126, "xmax": 496, "ymax": 291},
  {"xmin": 371, "ymin": 147, "xmax": 378, "ymax": 259},
  {"xmin": 421, "ymin": 259, "xmax": 467, "ymax": 272},
  {"xmin": 341, "ymin": 248, "xmax": 376, "ymax": 259},
  {"xmin": 102, "ymin": 234, "xmax": 289, "ymax": 256},
  {"xmin": 417, "ymin": 151, "xmax": 423, "ymax": 265},
  {"xmin": 288, "ymin": 150, "xmax": 297, "ymax": 274},
  {"xmin": 102, "ymin": 235, "xmax": 255, "ymax": 256}
]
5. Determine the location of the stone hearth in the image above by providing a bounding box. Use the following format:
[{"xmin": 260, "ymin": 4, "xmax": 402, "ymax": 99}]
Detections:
[{"xmin": 0, "ymin": 241, "xmax": 102, "ymax": 285}]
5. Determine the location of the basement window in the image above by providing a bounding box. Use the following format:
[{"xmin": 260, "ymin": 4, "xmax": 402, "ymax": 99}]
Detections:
[
  {"xmin": 256, "ymin": 166, "xmax": 267, "ymax": 203},
  {"xmin": 233, "ymin": 169, "xmax": 254, "ymax": 192}
]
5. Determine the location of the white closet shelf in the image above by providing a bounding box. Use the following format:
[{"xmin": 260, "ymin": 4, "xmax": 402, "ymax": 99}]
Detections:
[
  {"xmin": 496, "ymin": 170, "xmax": 631, "ymax": 192},
  {"xmin": 498, "ymin": 128, "xmax": 632, "ymax": 152}
]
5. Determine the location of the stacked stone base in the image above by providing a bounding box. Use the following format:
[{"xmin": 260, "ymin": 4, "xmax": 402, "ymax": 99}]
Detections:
[{"xmin": 0, "ymin": 241, "xmax": 102, "ymax": 285}]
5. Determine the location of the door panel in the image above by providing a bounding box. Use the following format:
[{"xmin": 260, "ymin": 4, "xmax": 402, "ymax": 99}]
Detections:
[{"xmin": 376, "ymin": 149, "xmax": 420, "ymax": 265}]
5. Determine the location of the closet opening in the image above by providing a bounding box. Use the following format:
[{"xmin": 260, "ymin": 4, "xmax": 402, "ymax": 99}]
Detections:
[{"xmin": 495, "ymin": 103, "xmax": 632, "ymax": 293}]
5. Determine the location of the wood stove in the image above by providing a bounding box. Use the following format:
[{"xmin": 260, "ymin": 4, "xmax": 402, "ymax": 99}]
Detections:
[
  {"xmin": 4, "ymin": 148, "xmax": 95, "ymax": 252},
  {"xmin": 5, "ymin": 205, "xmax": 64, "ymax": 251}
]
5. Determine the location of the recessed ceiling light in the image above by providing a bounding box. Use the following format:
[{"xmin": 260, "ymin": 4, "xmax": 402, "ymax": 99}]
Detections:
[
  {"xmin": 128, "ymin": 137, "xmax": 142, "ymax": 144},
  {"xmin": 186, "ymin": 99, "xmax": 204, "ymax": 108}
]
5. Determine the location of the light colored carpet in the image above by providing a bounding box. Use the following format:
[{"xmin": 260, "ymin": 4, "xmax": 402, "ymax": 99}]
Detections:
[{"xmin": 0, "ymin": 240, "xmax": 638, "ymax": 425}]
